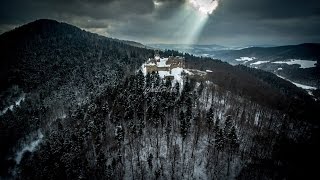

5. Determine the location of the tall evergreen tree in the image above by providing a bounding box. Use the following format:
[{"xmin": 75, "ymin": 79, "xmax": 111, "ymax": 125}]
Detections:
[
  {"xmin": 115, "ymin": 125, "xmax": 124, "ymax": 146},
  {"xmin": 146, "ymin": 72, "xmax": 151, "ymax": 88},
  {"xmin": 206, "ymin": 106, "xmax": 214, "ymax": 130},
  {"xmin": 228, "ymin": 126, "xmax": 239, "ymax": 153},
  {"xmin": 136, "ymin": 69, "xmax": 145, "ymax": 90},
  {"xmin": 179, "ymin": 111, "xmax": 188, "ymax": 140},
  {"xmin": 224, "ymin": 115, "xmax": 233, "ymax": 135},
  {"xmin": 173, "ymin": 82, "xmax": 180, "ymax": 99},
  {"xmin": 215, "ymin": 129, "xmax": 225, "ymax": 152}
]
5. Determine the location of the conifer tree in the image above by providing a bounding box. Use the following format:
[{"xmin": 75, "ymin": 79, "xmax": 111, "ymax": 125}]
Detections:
[
  {"xmin": 228, "ymin": 126, "xmax": 239, "ymax": 153},
  {"xmin": 215, "ymin": 129, "xmax": 225, "ymax": 152},
  {"xmin": 115, "ymin": 125, "xmax": 124, "ymax": 146},
  {"xmin": 224, "ymin": 115, "xmax": 233, "ymax": 135},
  {"xmin": 136, "ymin": 70, "xmax": 145, "ymax": 90},
  {"xmin": 180, "ymin": 111, "xmax": 190, "ymax": 140},
  {"xmin": 173, "ymin": 82, "xmax": 180, "ymax": 102},
  {"xmin": 214, "ymin": 117, "xmax": 220, "ymax": 135},
  {"xmin": 148, "ymin": 153, "xmax": 153, "ymax": 170},
  {"xmin": 206, "ymin": 106, "xmax": 214, "ymax": 130},
  {"xmin": 146, "ymin": 72, "xmax": 151, "ymax": 88}
]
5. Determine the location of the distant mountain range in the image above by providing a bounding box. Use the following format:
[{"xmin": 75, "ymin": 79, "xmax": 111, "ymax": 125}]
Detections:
[
  {"xmin": 149, "ymin": 43, "xmax": 320, "ymax": 62},
  {"xmin": 147, "ymin": 44, "xmax": 233, "ymax": 55},
  {"xmin": 211, "ymin": 43, "xmax": 320, "ymax": 63},
  {"xmin": 147, "ymin": 44, "xmax": 279, "ymax": 56}
]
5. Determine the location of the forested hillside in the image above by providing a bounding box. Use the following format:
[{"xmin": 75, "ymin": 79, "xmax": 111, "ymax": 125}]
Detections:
[
  {"xmin": 0, "ymin": 19, "xmax": 319, "ymax": 179},
  {"xmin": 0, "ymin": 19, "xmax": 154, "ymax": 177}
]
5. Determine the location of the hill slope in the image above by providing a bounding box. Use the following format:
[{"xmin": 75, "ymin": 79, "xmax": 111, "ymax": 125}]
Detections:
[
  {"xmin": 0, "ymin": 19, "xmax": 154, "ymax": 176},
  {"xmin": 0, "ymin": 19, "xmax": 319, "ymax": 179}
]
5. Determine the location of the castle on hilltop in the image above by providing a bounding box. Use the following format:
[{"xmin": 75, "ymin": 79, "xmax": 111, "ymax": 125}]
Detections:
[{"xmin": 145, "ymin": 51, "xmax": 185, "ymax": 74}]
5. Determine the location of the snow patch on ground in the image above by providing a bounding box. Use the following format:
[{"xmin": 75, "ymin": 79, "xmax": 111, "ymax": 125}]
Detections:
[
  {"xmin": 184, "ymin": 69, "xmax": 194, "ymax": 75},
  {"xmin": 15, "ymin": 130, "xmax": 44, "ymax": 164},
  {"xmin": 272, "ymin": 59, "xmax": 317, "ymax": 68},
  {"xmin": 0, "ymin": 93, "xmax": 25, "ymax": 116},
  {"xmin": 186, "ymin": 69, "xmax": 207, "ymax": 76},
  {"xmin": 276, "ymin": 74, "xmax": 317, "ymax": 90},
  {"xmin": 158, "ymin": 67, "xmax": 186, "ymax": 86},
  {"xmin": 254, "ymin": 112, "xmax": 260, "ymax": 125},
  {"xmin": 307, "ymin": 90, "xmax": 314, "ymax": 97},
  {"xmin": 206, "ymin": 70, "xmax": 213, "ymax": 73},
  {"xmin": 157, "ymin": 58, "xmax": 170, "ymax": 67},
  {"xmin": 277, "ymin": 67, "xmax": 283, "ymax": 71}
]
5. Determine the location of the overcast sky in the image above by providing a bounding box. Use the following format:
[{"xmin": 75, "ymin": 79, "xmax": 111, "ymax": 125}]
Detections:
[{"xmin": 1, "ymin": 0, "xmax": 320, "ymax": 46}]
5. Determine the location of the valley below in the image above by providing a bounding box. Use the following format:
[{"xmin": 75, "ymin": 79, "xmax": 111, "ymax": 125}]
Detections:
[{"xmin": 149, "ymin": 43, "xmax": 320, "ymax": 90}]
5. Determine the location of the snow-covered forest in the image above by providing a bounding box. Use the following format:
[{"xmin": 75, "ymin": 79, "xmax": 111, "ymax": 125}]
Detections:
[
  {"xmin": 0, "ymin": 19, "xmax": 319, "ymax": 179},
  {"xmin": 7, "ymin": 69, "xmax": 313, "ymax": 179}
]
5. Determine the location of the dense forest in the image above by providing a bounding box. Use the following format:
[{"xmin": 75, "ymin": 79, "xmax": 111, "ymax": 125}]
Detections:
[{"xmin": 0, "ymin": 19, "xmax": 319, "ymax": 179}]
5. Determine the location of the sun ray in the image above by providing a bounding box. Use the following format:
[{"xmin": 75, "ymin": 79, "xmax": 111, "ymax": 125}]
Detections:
[
  {"xmin": 188, "ymin": 0, "xmax": 219, "ymax": 15},
  {"xmin": 161, "ymin": 0, "xmax": 218, "ymax": 45},
  {"xmin": 178, "ymin": 2, "xmax": 212, "ymax": 44}
]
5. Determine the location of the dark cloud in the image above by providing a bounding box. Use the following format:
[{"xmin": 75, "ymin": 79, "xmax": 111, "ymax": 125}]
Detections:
[
  {"xmin": 0, "ymin": 0, "xmax": 155, "ymax": 23},
  {"xmin": 220, "ymin": 0, "xmax": 320, "ymax": 19},
  {"xmin": 0, "ymin": 0, "xmax": 319, "ymax": 46}
]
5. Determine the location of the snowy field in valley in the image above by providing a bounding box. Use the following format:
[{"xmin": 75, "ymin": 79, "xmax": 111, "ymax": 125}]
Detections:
[
  {"xmin": 272, "ymin": 59, "xmax": 317, "ymax": 68},
  {"xmin": 276, "ymin": 74, "xmax": 317, "ymax": 90},
  {"xmin": 235, "ymin": 57, "xmax": 256, "ymax": 63},
  {"xmin": 250, "ymin": 61, "xmax": 270, "ymax": 65}
]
